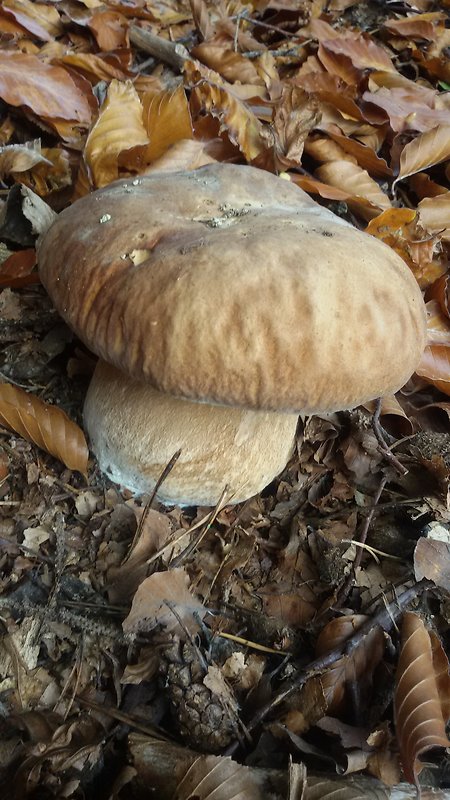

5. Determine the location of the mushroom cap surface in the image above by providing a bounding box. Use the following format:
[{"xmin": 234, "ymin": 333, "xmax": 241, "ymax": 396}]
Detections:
[
  {"xmin": 38, "ymin": 164, "xmax": 427, "ymax": 413},
  {"xmin": 84, "ymin": 360, "xmax": 298, "ymax": 506}
]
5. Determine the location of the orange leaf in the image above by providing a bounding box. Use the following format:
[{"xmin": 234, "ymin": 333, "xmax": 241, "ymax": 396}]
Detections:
[
  {"xmin": 140, "ymin": 86, "xmax": 193, "ymax": 165},
  {"xmin": 192, "ymin": 43, "xmax": 263, "ymax": 85},
  {"xmin": 395, "ymin": 612, "xmax": 450, "ymax": 786},
  {"xmin": 0, "ymin": 383, "xmax": 88, "ymax": 474},
  {"xmin": 84, "ymin": 79, "xmax": 149, "ymax": 188},
  {"xmin": 88, "ymin": 9, "xmax": 128, "ymax": 51}
]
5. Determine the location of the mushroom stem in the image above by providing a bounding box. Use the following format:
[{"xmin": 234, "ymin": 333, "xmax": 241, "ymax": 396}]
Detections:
[{"xmin": 84, "ymin": 360, "xmax": 299, "ymax": 507}]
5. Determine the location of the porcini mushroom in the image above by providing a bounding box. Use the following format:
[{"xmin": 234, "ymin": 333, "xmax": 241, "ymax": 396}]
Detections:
[{"xmin": 37, "ymin": 164, "xmax": 427, "ymax": 506}]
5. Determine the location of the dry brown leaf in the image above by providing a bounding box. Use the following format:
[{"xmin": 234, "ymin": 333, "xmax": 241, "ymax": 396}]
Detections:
[
  {"xmin": 0, "ymin": 52, "xmax": 92, "ymax": 143},
  {"xmin": 1, "ymin": 0, "xmax": 63, "ymax": 41},
  {"xmin": 257, "ymin": 85, "xmax": 320, "ymax": 171},
  {"xmin": 416, "ymin": 345, "xmax": 450, "ymax": 395},
  {"xmin": 316, "ymin": 615, "xmax": 385, "ymax": 714},
  {"xmin": 59, "ymin": 52, "xmax": 132, "ymax": 84},
  {"xmin": 325, "ymin": 129, "xmax": 392, "ymax": 177},
  {"xmin": 186, "ymin": 61, "xmax": 266, "ymax": 161},
  {"xmin": 175, "ymin": 754, "xmax": 262, "ymax": 800},
  {"xmin": 142, "ymin": 139, "xmax": 216, "ymax": 174},
  {"xmin": 366, "ymin": 208, "xmax": 445, "ymax": 289},
  {"xmin": 427, "ymin": 275, "xmax": 450, "ymax": 318},
  {"xmin": 395, "ymin": 611, "xmax": 450, "ymax": 785},
  {"xmin": 320, "ymin": 34, "xmax": 395, "ymax": 73},
  {"xmin": 18, "ymin": 146, "xmax": 72, "ymax": 197},
  {"xmin": 84, "ymin": 79, "xmax": 149, "ymax": 188},
  {"xmin": 122, "ymin": 567, "xmax": 206, "ymax": 637},
  {"xmin": 362, "ymin": 87, "xmax": 450, "ymax": 134},
  {"xmin": 397, "ymin": 125, "xmax": 450, "ymax": 184},
  {"xmin": 0, "ymin": 383, "xmax": 88, "ymax": 474},
  {"xmin": 315, "ymin": 161, "xmax": 391, "ymax": 219},
  {"xmin": 383, "ymin": 12, "xmax": 445, "ymax": 41},
  {"xmin": 140, "ymin": 86, "xmax": 193, "ymax": 165},
  {"xmin": 88, "ymin": 9, "xmax": 129, "ymax": 51},
  {"xmin": 108, "ymin": 508, "xmax": 173, "ymax": 603},
  {"xmin": 418, "ymin": 193, "xmax": 450, "ymax": 241},
  {"xmin": 414, "ymin": 537, "xmax": 450, "ymax": 591},
  {"xmin": 192, "ymin": 43, "xmax": 263, "ymax": 85},
  {"xmin": 0, "ymin": 140, "xmax": 51, "ymax": 178},
  {"xmin": 424, "ymin": 300, "xmax": 450, "ymax": 346}
]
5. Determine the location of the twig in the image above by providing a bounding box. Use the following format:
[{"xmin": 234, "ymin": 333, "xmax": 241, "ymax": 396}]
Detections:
[
  {"xmin": 129, "ymin": 25, "xmax": 191, "ymax": 71},
  {"xmin": 335, "ymin": 475, "xmax": 387, "ymax": 607},
  {"xmin": 372, "ymin": 397, "xmax": 408, "ymax": 475},
  {"xmin": 224, "ymin": 579, "xmax": 434, "ymax": 755}
]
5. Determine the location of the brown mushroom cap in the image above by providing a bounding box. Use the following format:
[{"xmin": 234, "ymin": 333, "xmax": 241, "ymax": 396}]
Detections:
[
  {"xmin": 84, "ymin": 360, "xmax": 298, "ymax": 506},
  {"xmin": 38, "ymin": 164, "xmax": 426, "ymax": 413}
]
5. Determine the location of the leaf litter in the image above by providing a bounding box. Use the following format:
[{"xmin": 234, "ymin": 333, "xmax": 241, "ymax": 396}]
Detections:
[{"xmin": 1, "ymin": 0, "xmax": 450, "ymax": 798}]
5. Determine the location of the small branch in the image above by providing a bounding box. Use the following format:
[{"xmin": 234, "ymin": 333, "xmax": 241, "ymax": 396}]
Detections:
[
  {"xmin": 129, "ymin": 25, "xmax": 191, "ymax": 72},
  {"xmin": 372, "ymin": 397, "xmax": 408, "ymax": 475}
]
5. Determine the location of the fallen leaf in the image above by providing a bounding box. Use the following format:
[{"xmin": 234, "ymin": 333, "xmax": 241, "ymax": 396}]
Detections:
[
  {"xmin": 416, "ymin": 345, "xmax": 450, "ymax": 395},
  {"xmin": 418, "ymin": 192, "xmax": 450, "ymax": 241},
  {"xmin": 139, "ymin": 86, "xmax": 193, "ymax": 165},
  {"xmin": 316, "ymin": 615, "xmax": 385, "ymax": 714},
  {"xmin": 315, "ymin": 161, "xmax": 391, "ymax": 219},
  {"xmin": 0, "ymin": 52, "xmax": 92, "ymax": 143},
  {"xmin": 396, "ymin": 125, "xmax": 450, "ymax": 183},
  {"xmin": 395, "ymin": 611, "xmax": 450, "ymax": 786},
  {"xmin": 414, "ymin": 537, "xmax": 450, "ymax": 591},
  {"xmin": 122, "ymin": 567, "xmax": 206, "ymax": 637},
  {"xmin": 1, "ymin": 0, "xmax": 63, "ymax": 41},
  {"xmin": 0, "ymin": 383, "xmax": 88, "ymax": 474},
  {"xmin": 84, "ymin": 79, "xmax": 149, "ymax": 188}
]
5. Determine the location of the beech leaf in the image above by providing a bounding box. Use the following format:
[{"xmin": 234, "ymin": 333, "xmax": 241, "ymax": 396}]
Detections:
[
  {"xmin": 122, "ymin": 567, "xmax": 206, "ymax": 637},
  {"xmin": 418, "ymin": 192, "xmax": 450, "ymax": 241},
  {"xmin": 416, "ymin": 345, "xmax": 450, "ymax": 395},
  {"xmin": 414, "ymin": 537, "xmax": 450, "ymax": 592},
  {"xmin": 84, "ymin": 79, "xmax": 149, "ymax": 188},
  {"xmin": 397, "ymin": 125, "xmax": 450, "ymax": 183},
  {"xmin": 140, "ymin": 86, "xmax": 193, "ymax": 165},
  {"xmin": 315, "ymin": 161, "xmax": 391, "ymax": 219},
  {"xmin": 395, "ymin": 611, "xmax": 450, "ymax": 786},
  {"xmin": 0, "ymin": 383, "xmax": 88, "ymax": 474}
]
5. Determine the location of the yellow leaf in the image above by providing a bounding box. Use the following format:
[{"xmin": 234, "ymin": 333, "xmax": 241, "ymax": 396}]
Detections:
[{"xmin": 84, "ymin": 79, "xmax": 149, "ymax": 188}]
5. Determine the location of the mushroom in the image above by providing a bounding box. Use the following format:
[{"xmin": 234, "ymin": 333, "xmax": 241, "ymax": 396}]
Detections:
[{"xmin": 37, "ymin": 164, "xmax": 427, "ymax": 506}]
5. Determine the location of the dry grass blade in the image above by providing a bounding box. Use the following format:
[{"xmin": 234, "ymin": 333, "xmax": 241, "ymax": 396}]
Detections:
[
  {"xmin": 394, "ymin": 611, "xmax": 450, "ymax": 786},
  {"xmin": 0, "ymin": 383, "xmax": 88, "ymax": 474}
]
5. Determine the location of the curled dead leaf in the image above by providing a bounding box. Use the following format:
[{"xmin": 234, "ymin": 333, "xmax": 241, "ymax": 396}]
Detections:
[
  {"xmin": 0, "ymin": 383, "xmax": 88, "ymax": 474},
  {"xmin": 395, "ymin": 611, "xmax": 450, "ymax": 786}
]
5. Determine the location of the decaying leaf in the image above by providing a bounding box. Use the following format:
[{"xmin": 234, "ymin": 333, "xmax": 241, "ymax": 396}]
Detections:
[
  {"xmin": 0, "ymin": 383, "xmax": 88, "ymax": 474},
  {"xmin": 122, "ymin": 567, "xmax": 206, "ymax": 637},
  {"xmin": 316, "ymin": 615, "xmax": 385, "ymax": 714},
  {"xmin": 395, "ymin": 611, "xmax": 450, "ymax": 786},
  {"xmin": 414, "ymin": 536, "xmax": 450, "ymax": 591}
]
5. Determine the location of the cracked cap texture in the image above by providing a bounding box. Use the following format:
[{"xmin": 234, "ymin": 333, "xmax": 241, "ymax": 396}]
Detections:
[{"xmin": 37, "ymin": 163, "xmax": 427, "ymax": 413}]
